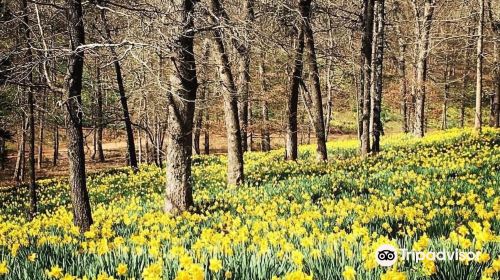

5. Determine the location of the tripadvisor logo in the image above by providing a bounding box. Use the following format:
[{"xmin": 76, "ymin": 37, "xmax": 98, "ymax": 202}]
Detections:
[
  {"xmin": 375, "ymin": 244, "xmax": 398, "ymax": 267},
  {"xmin": 375, "ymin": 244, "xmax": 481, "ymax": 267}
]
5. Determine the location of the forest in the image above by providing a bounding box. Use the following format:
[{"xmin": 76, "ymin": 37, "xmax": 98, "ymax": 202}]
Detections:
[{"xmin": 0, "ymin": 0, "xmax": 499, "ymax": 279}]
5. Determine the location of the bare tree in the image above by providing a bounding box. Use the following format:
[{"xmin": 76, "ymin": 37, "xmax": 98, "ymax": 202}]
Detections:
[
  {"xmin": 21, "ymin": 0, "xmax": 37, "ymax": 219},
  {"xmin": 55, "ymin": 0, "xmax": 94, "ymax": 232},
  {"xmin": 488, "ymin": 0, "xmax": 500, "ymax": 127},
  {"xmin": 285, "ymin": 3, "xmax": 306, "ymax": 161},
  {"xmin": 475, "ymin": 0, "xmax": 485, "ymax": 132},
  {"xmin": 98, "ymin": 1, "xmax": 138, "ymax": 169},
  {"xmin": 371, "ymin": 0, "xmax": 385, "ymax": 153},
  {"xmin": 412, "ymin": 0, "xmax": 435, "ymax": 137},
  {"xmin": 210, "ymin": 0, "xmax": 244, "ymax": 185},
  {"xmin": 360, "ymin": 0, "xmax": 375, "ymax": 156}
]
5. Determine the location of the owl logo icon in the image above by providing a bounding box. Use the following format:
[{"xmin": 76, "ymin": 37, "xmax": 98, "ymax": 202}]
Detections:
[{"xmin": 375, "ymin": 244, "xmax": 398, "ymax": 267}]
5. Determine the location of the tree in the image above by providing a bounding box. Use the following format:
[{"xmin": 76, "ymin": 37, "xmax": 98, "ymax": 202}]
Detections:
[
  {"xmin": 63, "ymin": 0, "xmax": 93, "ymax": 231},
  {"xmin": 209, "ymin": 0, "xmax": 244, "ymax": 185},
  {"xmin": 285, "ymin": 3, "xmax": 306, "ymax": 161},
  {"xmin": 164, "ymin": 0, "xmax": 198, "ymax": 214},
  {"xmin": 20, "ymin": 0, "xmax": 37, "ymax": 219},
  {"xmin": 360, "ymin": 0, "xmax": 375, "ymax": 156},
  {"xmin": 475, "ymin": 0, "xmax": 484, "ymax": 132},
  {"xmin": 412, "ymin": 0, "xmax": 435, "ymax": 137},
  {"xmin": 488, "ymin": 0, "xmax": 500, "ymax": 127},
  {"xmin": 371, "ymin": 0, "xmax": 386, "ymax": 153},
  {"xmin": 98, "ymin": 0, "xmax": 138, "ymax": 170}
]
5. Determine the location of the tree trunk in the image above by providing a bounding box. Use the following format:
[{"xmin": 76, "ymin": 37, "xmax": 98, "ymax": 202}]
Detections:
[
  {"xmin": 37, "ymin": 94, "xmax": 45, "ymax": 169},
  {"xmin": 413, "ymin": 0, "xmax": 435, "ymax": 137},
  {"xmin": 95, "ymin": 65, "xmax": 105, "ymax": 162},
  {"xmin": 193, "ymin": 39, "xmax": 211, "ymax": 156},
  {"xmin": 360, "ymin": 0, "xmax": 375, "ymax": 156},
  {"xmin": 65, "ymin": 0, "xmax": 93, "ymax": 232},
  {"xmin": 371, "ymin": 0, "xmax": 385, "ymax": 153},
  {"xmin": 302, "ymin": 0, "xmax": 327, "ymax": 161},
  {"xmin": 164, "ymin": 0, "xmax": 198, "ymax": 214},
  {"xmin": 475, "ymin": 0, "xmax": 484, "ymax": 132},
  {"xmin": 204, "ymin": 91, "xmax": 210, "ymax": 155},
  {"xmin": 13, "ymin": 119, "xmax": 26, "ymax": 182},
  {"xmin": 442, "ymin": 57, "xmax": 451, "ymax": 130},
  {"xmin": 235, "ymin": 0, "xmax": 254, "ymax": 153},
  {"xmin": 488, "ymin": 3, "xmax": 500, "ymax": 127},
  {"xmin": 285, "ymin": 20, "xmax": 305, "ymax": 160},
  {"xmin": 21, "ymin": 0, "xmax": 37, "ymax": 219},
  {"xmin": 259, "ymin": 60, "xmax": 271, "ymax": 152},
  {"xmin": 98, "ymin": 2, "xmax": 137, "ymax": 169},
  {"xmin": 210, "ymin": 0, "xmax": 244, "ymax": 185},
  {"xmin": 52, "ymin": 121, "xmax": 59, "ymax": 166}
]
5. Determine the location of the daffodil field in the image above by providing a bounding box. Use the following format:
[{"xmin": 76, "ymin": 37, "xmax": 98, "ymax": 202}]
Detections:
[{"xmin": 0, "ymin": 128, "xmax": 499, "ymax": 280}]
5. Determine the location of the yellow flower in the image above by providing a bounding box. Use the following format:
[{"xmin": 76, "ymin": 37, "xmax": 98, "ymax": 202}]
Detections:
[
  {"xmin": 142, "ymin": 262, "xmax": 163, "ymax": 280},
  {"xmin": 380, "ymin": 271, "xmax": 407, "ymax": 280},
  {"xmin": 225, "ymin": 271, "xmax": 233, "ymax": 279},
  {"xmin": 342, "ymin": 266, "xmax": 356, "ymax": 280},
  {"xmin": 291, "ymin": 250, "xmax": 304, "ymax": 267},
  {"xmin": 0, "ymin": 261, "xmax": 9, "ymax": 275},
  {"xmin": 478, "ymin": 252, "xmax": 490, "ymax": 263},
  {"xmin": 46, "ymin": 266, "xmax": 64, "ymax": 278},
  {"xmin": 28, "ymin": 253, "xmax": 37, "ymax": 262},
  {"xmin": 492, "ymin": 258, "xmax": 500, "ymax": 272},
  {"xmin": 61, "ymin": 274, "xmax": 76, "ymax": 280},
  {"xmin": 422, "ymin": 258, "xmax": 436, "ymax": 276},
  {"xmin": 209, "ymin": 258, "xmax": 223, "ymax": 273},
  {"xmin": 283, "ymin": 270, "xmax": 313, "ymax": 280},
  {"xmin": 116, "ymin": 263, "xmax": 128, "ymax": 276}
]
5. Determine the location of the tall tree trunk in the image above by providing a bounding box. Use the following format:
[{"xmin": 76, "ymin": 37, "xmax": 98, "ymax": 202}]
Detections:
[
  {"xmin": 413, "ymin": 0, "xmax": 435, "ymax": 137},
  {"xmin": 360, "ymin": 0, "xmax": 375, "ymax": 156},
  {"xmin": 164, "ymin": 0, "xmax": 198, "ymax": 214},
  {"xmin": 259, "ymin": 60, "xmax": 271, "ymax": 152},
  {"xmin": 95, "ymin": 64, "xmax": 105, "ymax": 162},
  {"xmin": 371, "ymin": 0, "xmax": 385, "ymax": 153},
  {"xmin": 65, "ymin": 0, "xmax": 92, "ymax": 232},
  {"xmin": 22, "ymin": 0, "xmax": 37, "ymax": 219},
  {"xmin": 302, "ymin": 0, "xmax": 327, "ymax": 161},
  {"xmin": 204, "ymin": 91, "xmax": 210, "ymax": 155},
  {"xmin": 488, "ymin": 2, "xmax": 500, "ymax": 127},
  {"xmin": 285, "ymin": 19, "xmax": 305, "ymax": 160},
  {"xmin": 210, "ymin": 0, "xmax": 244, "ymax": 185},
  {"xmin": 193, "ymin": 39, "xmax": 211, "ymax": 155},
  {"xmin": 13, "ymin": 119, "xmax": 26, "ymax": 182},
  {"xmin": 235, "ymin": 0, "xmax": 254, "ymax": 153},
  {"xmin": 442, "ymin": 57, "xmax": 451, "ymax": 130},
  {"xmin": 52, "ymin": 122, "xmax": 59, "ymax": 166},
  {"xmin": 394, "ymin": 3, "xmax": 409, "ymax": 133},
  {"xmin": 37, "ymin": 93, "xmax": 45, "ymax": 169},
  {"xmin": 475, "ymin": 0, "xmax": 484, "ymax": 132},
  {"xmin": 98, "ymin": 2, "xmax": 137, "ymax": 169}
]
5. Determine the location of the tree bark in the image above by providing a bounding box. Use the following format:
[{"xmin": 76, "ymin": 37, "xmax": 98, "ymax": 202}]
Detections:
[
  {"xmin": 259, "ymin": 60, "xmax": 271, "ymax": 152},
  {"xmin": 475, "ymin": 0, "xmax": 484, "ymax": 132},
  {"xmin": 13, "ymin": 119, "xmax": 26, "ymax": 182},
  {"xmin": 65, "ymin": 0, "xmax": 93, "ymax": 232},
  {"xmin": 210, "ymin": 0, "xmax": 244, "ymax": 185},
  {"xmin": 285, "ymin": 12, "xmax": 306, "ymax": 161},
  {"xmin": 22, "ymin": 0, "xmax": 37, "ymax": 219},
  {"xmin": 413, "ymin": 0, "xmax": 435, "ymax": 137},
  {"xmin": 371, "ymin": 0, "xmax": 385, "ymax": 153},
  {"xmin": 360, "ymin": 0, "xmax": 375, "ymax": 156},
  {"xmin": 98, "ymin": 1, "xmax": 137, "ymax": 169},
  {"xmin": 488, "ymin": 1, "xmax": 500, "ymax": 127},
  {"xmin": 164, "ymin": 0, "xmax": 198, "ymax": 214},
  {"xmin": 95, "ymin": 65, "xmax": 105, "ymax": 162},
  {"xmin": 235, "ymin": 0, "xmax": 254, "ymax": 153},
  {"xmin": 441, "ymin": 57, "xmax": 451, "ymax": 130},
  {"xmin": 302, "ymin": 0, "xmax": 327, "ymax": 161}
]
